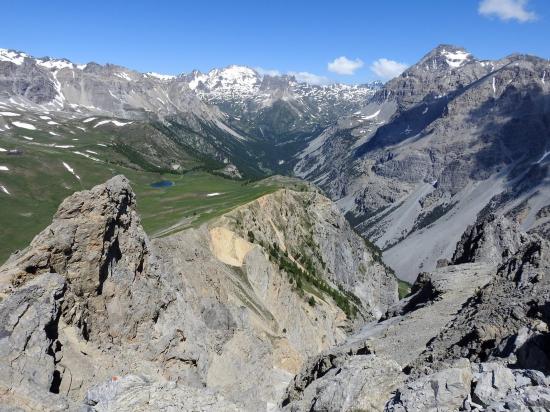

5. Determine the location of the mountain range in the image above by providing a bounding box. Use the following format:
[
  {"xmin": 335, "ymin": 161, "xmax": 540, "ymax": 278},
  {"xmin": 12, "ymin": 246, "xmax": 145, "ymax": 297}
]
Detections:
[
  {"xmin": 0, "ymin": 44, "xmax": 549, "ymax": 411},
  {"xmin": 0, "ymin": 48, "xmax": 380, "ymax": 175},
  {"xmin": 1, "ymin": 44, "xmax": 550, "ymax": 279}
]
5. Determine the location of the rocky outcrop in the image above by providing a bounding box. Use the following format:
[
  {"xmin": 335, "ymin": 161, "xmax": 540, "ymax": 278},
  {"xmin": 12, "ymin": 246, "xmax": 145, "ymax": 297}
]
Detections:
[
  {"xmin": 0, "ymin": 273, "xmax": 68, "ymax": 411},
  {"xmin": 281, "ymin": 261, "xmax": 495, "ymax": 411},
  {"xmin": 282, "ymin": 214, "xmax": 550, "ymax": 411},
  {"xmin": 0, "ymin": 176, "xmax": 169, "ymax": 409},
  {"xmin": 452, "ymin": 214, "xmax": 529, "ymax": 266},
  {"xmin": 386, "ymin": 359, "xmax": 474, "ymax": 412},
  {"xmin": 413, "ymin": 221, "xmax": 550, "ymax": 376},
  {"xmin": 0, "ymin": 176, "xmax": 397, "ymax": 411},
  {"xmin": 385, "ymin": 361, "xmax": 550, "ymax": 412}
]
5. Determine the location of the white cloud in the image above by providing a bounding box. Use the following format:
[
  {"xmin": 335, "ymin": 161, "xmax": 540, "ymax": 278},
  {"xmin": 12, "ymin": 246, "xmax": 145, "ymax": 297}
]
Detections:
[
  {"xmin": 327, "ymin": 56, "xmax": 364, "ymax": 75},
  {"xmin": 370, "ymin": 58, "xmax": 408, "ymax": 80},
  {"xmin": 254, "ymin": 67, "xmax": 281, "ymax": 76},
  {"xmin": 478, "ymin": 0, "xmax": 537, "ymax": 22},
  {"xmin": 288, "ymin": 71, "xmax": 330, "ymax": 85}
]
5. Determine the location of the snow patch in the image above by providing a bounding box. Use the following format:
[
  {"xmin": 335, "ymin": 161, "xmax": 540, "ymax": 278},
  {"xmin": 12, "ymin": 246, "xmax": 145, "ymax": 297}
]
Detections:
[
  {"xmin": 93, "ymin": 119, "xmax": 133, "ymax": 128},
  {"xmin": 206, "ymin": 192, "xmax": 222, "ymax": 197},
  {"xmin": 362, "ymin": 109, "xmax": 381, "ymax": 120},
  {"xmin": 73, "ymin": 151, "xmax": 100, "ymax": 162},
  {"xmin": 536, "ymin": 151, "xmax": 550, "ymax": 164},
  {"xmin": 0, "ymin": 112, "xmax": 20, "ymax": 117},
  {"xmin": 83, "ymin": 117, "xmax": 96, "ymax": 123},
  {"xmin": 0, "ymin": 185, "xmax": 9, "ymax": 195},
  {"xmin": 115, "ymin": 72, "xmax": 133, "ymax": 81},
  {"xmin": 62, "ymin": 162, "xmax": 80, "ymax": 180},
  {"xmin": 12, "ymin": 121, "xmax": 36, "ymax": 130},
  {"xmin": 0, "ymin": 166, "xmax": 9, "ymax": 171},
  {"xmin": 146, "ymin": 72, "xmax": 176, "ymax": 81},
  {"xmin": 441, "ymin": 49, "xmax": 470, "ymax": 68},
  {"xmin": 22, "ymin": 136, "xmax": 33, "ymax": 141},
  {"xmin": 36, "ymin": 58, "xmax": 74, "ymax": 70}
]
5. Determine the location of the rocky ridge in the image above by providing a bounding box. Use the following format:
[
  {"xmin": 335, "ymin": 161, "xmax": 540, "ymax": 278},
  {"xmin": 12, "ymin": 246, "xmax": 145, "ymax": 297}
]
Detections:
[
  {"xmin": 281, "ymin": 214, "xmax": 550, "ymax": 411},
  {"xmin": 0, "ymin": 175, "xmax": 397, "ymax": 411}
]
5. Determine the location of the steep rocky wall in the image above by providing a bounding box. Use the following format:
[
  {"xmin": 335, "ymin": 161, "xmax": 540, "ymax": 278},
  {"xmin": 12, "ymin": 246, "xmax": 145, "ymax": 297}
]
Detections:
[{"xmin": 217, "ymin": 189, "xmax": 398, "ymax": 319}]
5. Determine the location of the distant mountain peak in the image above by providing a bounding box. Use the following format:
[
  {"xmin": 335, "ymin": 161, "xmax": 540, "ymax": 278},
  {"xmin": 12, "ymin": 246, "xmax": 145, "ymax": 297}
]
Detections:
[
  {"xmin": 0, "ymin": 48, "xmax": 28, "ymax": 65},
  {"xmin": 413, "ymin": 44, "xmax": 475, "ymax": 71}
]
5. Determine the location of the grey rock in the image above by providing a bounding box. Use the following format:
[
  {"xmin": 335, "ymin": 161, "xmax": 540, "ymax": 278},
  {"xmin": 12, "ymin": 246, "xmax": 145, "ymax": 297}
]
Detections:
[
  {"xmin": 283, "ymin": 216, "xmax": 550, "ymax": 412},
  {"xmin": 82, "ymin": 375, "xmax": 241, "ymax": 412},
  {"xmin": 452, "ymin": 214, "xmax": 529, "ymax": 266},
  {"xmin": 472, "ymin": 363, "xmax": 516, "ymax": 407},
  {"xmin": 385, "ymin": 359, "xmax": 473, "ymax": 412},
  {"xmin": 0, "ymin": 273, "xmax": 69, "ymax": 411}
]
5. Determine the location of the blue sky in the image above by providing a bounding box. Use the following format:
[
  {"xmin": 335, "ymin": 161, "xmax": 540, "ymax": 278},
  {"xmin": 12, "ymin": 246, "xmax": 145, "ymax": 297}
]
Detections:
[{"xmin": 1, "ymin": 0, "xmax": 549, "ymax": 84}]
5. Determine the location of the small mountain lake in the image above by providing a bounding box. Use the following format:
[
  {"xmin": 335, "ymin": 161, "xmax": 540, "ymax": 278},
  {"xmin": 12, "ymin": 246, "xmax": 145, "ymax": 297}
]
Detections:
[{"xmin": 150, "ymin": 180, "xmax": 174, "ymax": 188}]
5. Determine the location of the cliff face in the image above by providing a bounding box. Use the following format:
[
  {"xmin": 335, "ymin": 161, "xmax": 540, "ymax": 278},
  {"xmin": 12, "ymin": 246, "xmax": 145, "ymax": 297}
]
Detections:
[{"xmin": 0, "ymin": 176, "xmax": 397, "ymax": 411}]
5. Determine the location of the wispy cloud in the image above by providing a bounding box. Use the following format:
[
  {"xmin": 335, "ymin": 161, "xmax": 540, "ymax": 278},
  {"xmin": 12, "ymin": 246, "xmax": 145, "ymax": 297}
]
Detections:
[
  {"xmin": 254, "ymin": 67, "xmax": 281, "ymax": 76},
  {"xmin": 288, "ymin": 71, "xmax": 330, "ymax": 85},
  {"xmin": 370, "ymin": 58, "xmax": 408, "ymax": 80},
  {"xmin": 327, "ymin": 56, "xmax": 364, "ymax": 75},
  {"xmin": 478, "ymin": 0, "xmax": 537, "ymax": 22}
]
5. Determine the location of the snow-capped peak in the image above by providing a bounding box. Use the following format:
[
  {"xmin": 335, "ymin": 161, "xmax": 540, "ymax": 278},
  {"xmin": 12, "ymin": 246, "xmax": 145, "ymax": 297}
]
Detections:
[
  {"xmin": 213, "ymin": 65, "xmax": 258, "ymax": 78},
  {"xmin": 36, "ymin": 57, "xmax": 76, "ymax": 70},
  {"xmin": 0, "ymin": 49, "xmax": 28, "ymax": 65},
  {"xmin": 207, "ymin": 65, "xmax": 260, "ymax": 89},
  {"xmin": 146, "ymin": 72, "xmax": 176, "ymax": 81},
  {"xmin": 189, "ymin": 65, "xmax": 261, "ymax": 98}
]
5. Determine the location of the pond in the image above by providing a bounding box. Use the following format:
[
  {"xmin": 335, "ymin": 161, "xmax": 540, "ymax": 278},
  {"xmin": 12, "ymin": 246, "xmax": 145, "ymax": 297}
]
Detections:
[{"xmin": 150, "ymin": 180, "xmax": 174, "ymax": 188}]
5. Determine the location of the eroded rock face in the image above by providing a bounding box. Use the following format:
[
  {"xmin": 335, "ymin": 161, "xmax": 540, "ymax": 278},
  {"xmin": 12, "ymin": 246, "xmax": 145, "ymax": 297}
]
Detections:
[
  {"xmin": 0, "ymin": 273, "xmax": 68, "ymax": 411},
  {"xmin": 217, "ymin": 189, "xmax": 398, "ymax": 319},
  {"xmin": 82, "ymin": 375, "xmax": 242, "ymax": 412},
  {"xmin": 0, "ymin": 176, "xmax": 397, "ymax": 411}
]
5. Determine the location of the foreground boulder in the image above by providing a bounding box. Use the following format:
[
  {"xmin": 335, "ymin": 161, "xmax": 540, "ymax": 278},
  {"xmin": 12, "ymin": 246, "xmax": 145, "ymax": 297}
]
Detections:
[{"xmin": 0, "ymin": 176, "xmax": 397, "ymax": 410}]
